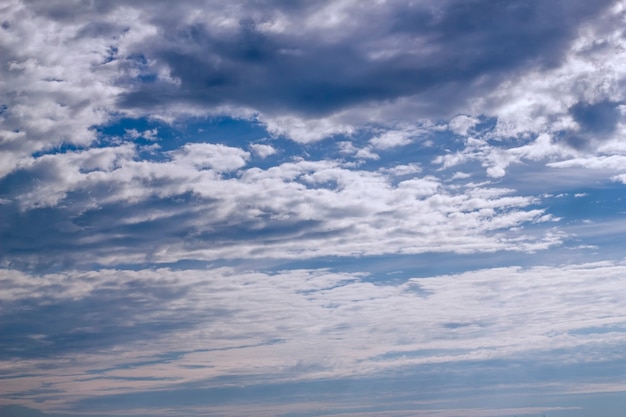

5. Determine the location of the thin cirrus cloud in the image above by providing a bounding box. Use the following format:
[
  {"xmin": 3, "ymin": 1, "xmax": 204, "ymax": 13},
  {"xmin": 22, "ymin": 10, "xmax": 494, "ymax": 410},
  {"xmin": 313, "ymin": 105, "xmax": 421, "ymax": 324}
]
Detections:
[
  {"xmin": 2, "ymin": 262, "xmax": 626, "ymax": 415},
  {"xmin": 3, "ymin": 1, "xmax": 626, "ymax": 417}
]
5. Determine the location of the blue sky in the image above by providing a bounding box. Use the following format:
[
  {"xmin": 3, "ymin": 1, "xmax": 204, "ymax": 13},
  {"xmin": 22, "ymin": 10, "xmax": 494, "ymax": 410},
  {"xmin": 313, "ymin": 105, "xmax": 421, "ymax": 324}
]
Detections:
[{"xmin": 2, "ymin": 1, "xmax": 626, "ymax": 416}]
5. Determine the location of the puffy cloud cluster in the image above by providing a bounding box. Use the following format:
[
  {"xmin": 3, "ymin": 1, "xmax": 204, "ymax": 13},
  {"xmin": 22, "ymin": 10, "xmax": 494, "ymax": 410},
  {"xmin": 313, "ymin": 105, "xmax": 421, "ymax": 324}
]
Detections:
[
  {"xmin": 0, "ymin": 140, "xmax": 559, "ymax": 269},
  {"xmin": 436, "ymin": 2, "xmax": 626, "ymax": 178}
]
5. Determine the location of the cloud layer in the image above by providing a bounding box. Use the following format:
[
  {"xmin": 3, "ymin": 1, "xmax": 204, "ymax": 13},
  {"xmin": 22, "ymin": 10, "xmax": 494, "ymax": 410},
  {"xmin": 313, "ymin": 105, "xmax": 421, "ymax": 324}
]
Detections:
[
  {"xmin": 2, "ymin": 262, "xmax": 626, "ymax": 415},
  {"xmin": 3, "ymin": 1, "xmax": 626, "ymax": 417},
  {"xmin": 0, "ymin": 141, "xmax": 560, "ymax": 269}
]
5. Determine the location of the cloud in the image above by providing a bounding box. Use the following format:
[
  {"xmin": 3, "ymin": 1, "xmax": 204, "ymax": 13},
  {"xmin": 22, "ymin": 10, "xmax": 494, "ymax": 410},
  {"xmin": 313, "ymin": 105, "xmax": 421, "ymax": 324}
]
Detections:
[
  {"xmin": 0, "ymin": 142, "xmax": 560, "ymax": 269},
  {"xmin": 436, "ymin": 133, "xmax": 578, "ymax": 178},
  {"xmin": 1, "ymin": 0, "xmax": 625, "ymax": 187},
  {"xmin": 3, "ymin": 260, "xmax": 626, "ymax": 414},
  {"xmin": 0, "ymin": 1, "xmax": 126, "ymax": 179},
  {"xmin": 0, "ymin": 405, "xmax": 71, "ymax": 417},
  {"xmin": 115, "ymin": 0, "xmax": 612, "ymax": 118},
  {"xmin": 369, "ymin": 129, "xmax": 415, "ymax": 150},
  {"xmin": 4, "ymin": 0, "xmax": 612, "ymax": 148},
  {"xmin": 249, "ymin": 143, "xmax": 276, "ymax": 158},
  {"xmin": 4, "ymin": 2, "xmax": 626, "ymax": 416},
  {"xmin": 261, "ymin": 114, "xmax": 356, "ymax": 143},
  {"xmin": 125, "ymin": 128, "xmax": 159, "ymax": 141},
  {"xmin": 448, "ymin": 115, "xmax": 480, "ymax": 136},
  {"xmin": 561, "ymin": 100, "xmax": 623, "ymax": 149},
  {"xmin": 570, "ymin": 100, "xmax": 621, "ymax": 136},
  {"xmin": 171, "ymin": 142, "xmax": 250, "ymax": 172}
]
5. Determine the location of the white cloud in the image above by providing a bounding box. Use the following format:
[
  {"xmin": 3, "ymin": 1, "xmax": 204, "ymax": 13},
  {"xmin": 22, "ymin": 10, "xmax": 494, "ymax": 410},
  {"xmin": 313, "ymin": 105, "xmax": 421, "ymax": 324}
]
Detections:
[
  {"xmin": 449, "ymin": 171, "xmax": 471, "ymax": 180},
  {"xmin": 437, "ymin": 133, "xmax": 578, "ymax": 178},
  {"xmin": 261, "ymin": 114, "xmax": 356, "ymax": 143},
  {"xmin": 11, "ymin": 144, "xmax": 137, "ymax": 209},
  {"xmin": 0, "ymin": 1, "xmax": 130, "ymax": 179},
  {"xmin": 549, "ymin": 155, "xmax": 626, "ymax": 171},
  {"xmin": 429, "ymin": 5, "xmax": 626, "ymax": 180},
  {"xmin": 125, "ymin": 128, "xmax": 159, "ymax": 141},
  {"xmin": 3, "ymin": 260, "xmax": 626, "ymax": 410},
  {"xmin": 337, "ymin": 141, "xmax": 380, "ymax": 160},
  {"xmin": 369, "ymin": 129, "xmax": 414, "ymax": 150},
  {"xmin": 249, "ymin": 143, "xmax": 277, "ymax": 158},
  {"xmin": 171, "ymin": 142, "xmax": 250, "ymax": 172},
  {"xmin": 448, "ymin": 115, "xmax": 479, "ymax": 136},
  {"xmin": 2, "ymin": 144, "xmax": 560, "ymax": 267},
  {"xmin": 379, "ymin": 163, "xmax": 422, "ymax": 176}
]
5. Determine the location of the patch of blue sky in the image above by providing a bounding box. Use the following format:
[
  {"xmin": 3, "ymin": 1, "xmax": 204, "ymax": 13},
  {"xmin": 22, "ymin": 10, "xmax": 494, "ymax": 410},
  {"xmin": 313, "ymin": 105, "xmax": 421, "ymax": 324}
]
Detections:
[
  {"xmin": 94, "ymin": 115, "xmax": 301, "ymax": 169},
  {"xmin": 550, "ymin": 186, "xmax": 626, "ymax": 221},
  {"xmin": 267, "ymin": 249, "xmax": 565, "ymax": 285},
  {"xmin": 29, "ymin": 141, "xmax": 94, "ymax": 158},
  {"xmin": 173, "ymin": 115, "xmax": 268, "ymax": 148},
  {"xmin": 88, "ymin": 114, "xmax": 485, "ymax": 183}
]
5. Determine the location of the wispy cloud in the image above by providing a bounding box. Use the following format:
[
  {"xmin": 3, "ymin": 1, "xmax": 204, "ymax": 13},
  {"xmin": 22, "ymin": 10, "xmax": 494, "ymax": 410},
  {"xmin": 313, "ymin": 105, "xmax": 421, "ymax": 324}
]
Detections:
[
  {"xmin": 3, "ymin": 261, "xmax": 626, "ymax": 415},
  {"xmin": 3, "ymin": 1, "xmax": 626, "ymax": 416}
]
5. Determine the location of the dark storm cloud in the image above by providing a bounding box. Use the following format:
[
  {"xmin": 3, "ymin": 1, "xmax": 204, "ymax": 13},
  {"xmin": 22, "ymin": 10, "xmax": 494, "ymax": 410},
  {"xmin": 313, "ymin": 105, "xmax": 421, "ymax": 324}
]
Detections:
[
  {"xmin": 114, "ymin": 0, "xmax": 614, "ymax": 117},
  {"xmin": 562, "ymin": 100, "xmax": 622, "ymax": 149},
  {"xmin": 570, "ymin": 100, "xmax": 621, "ymax": 136}
]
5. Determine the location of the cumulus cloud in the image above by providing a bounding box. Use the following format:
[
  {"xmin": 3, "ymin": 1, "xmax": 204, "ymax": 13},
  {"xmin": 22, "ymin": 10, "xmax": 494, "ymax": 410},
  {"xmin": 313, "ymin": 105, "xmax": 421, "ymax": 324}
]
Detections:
[
  {"xmin": 436, "ymin": 133, "xmax": 578, "ymax": 178},
  {"xmin": 3, "ymin": 0, "xmax": 615, "ymax": 149},
  {"xmin": 249, "ymin": 143, "xmax": 276, "ymax": 158},
  {"xmin": 125, "ymin": 127, "xmax": 159, "ymax": 141},
  {"xmin": 369, "ymin": 129, "xmax": 415, "ymax": 150},
  {"xmin": 171, "ymin": 142, "xmax": 250, "ymax": 172},
  {"xmin": 448, "ymin": 115, "xmax": 479, "ymax": 136},
  {"xmin": 0, "ymin": 141, "xmax": 561, "ymax": 269},
  {"xmin": 1, "ymin": 0, "xmax": 625, "ymax": 184}
]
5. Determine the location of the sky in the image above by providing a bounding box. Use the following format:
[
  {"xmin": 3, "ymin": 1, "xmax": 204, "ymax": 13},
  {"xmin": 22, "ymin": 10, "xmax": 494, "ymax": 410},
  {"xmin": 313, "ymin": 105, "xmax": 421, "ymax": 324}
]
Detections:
[{"xmin": 2, "ymin": 0, "xmax": 626, "ymax": 416}]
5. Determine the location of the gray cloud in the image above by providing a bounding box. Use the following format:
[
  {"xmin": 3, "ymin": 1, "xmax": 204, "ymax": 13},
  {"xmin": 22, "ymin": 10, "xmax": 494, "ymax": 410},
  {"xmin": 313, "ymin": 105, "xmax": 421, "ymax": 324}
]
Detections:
[
  {"xmin": 561, "ymin": 100, "xmax": 623, "ymax": 149},
  {"xmin": 112, "ymin": 0, "xmax": 614, "ymax": 119},
  {"xmin": 14, "ymin": 0, "xmax": 612, "ymax": 121}
]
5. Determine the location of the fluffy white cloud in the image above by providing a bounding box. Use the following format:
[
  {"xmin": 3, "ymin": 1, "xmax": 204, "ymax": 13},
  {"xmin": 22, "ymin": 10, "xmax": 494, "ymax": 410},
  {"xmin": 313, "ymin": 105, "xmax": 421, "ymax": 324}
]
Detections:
[
  {"xmin": 0, "ymin": 1, "xmax": 126, "ymax": 178},
  {"xmin": 436, "ymin": 133, "xmax": 577, "ymax": 178},
  {"xmin": 369, "ymin": 129, "xmax": 415, "ymax": 150},
  {"xmin": 249, "ymin": 143, "xmax": 277, "ymax": 158},
  {"xmin": 171, "ymin": 142, "xmax": 250, "ymax": 172},
  {"xmin": 1, "ymin": 141, "xmax": 562, "ymax": 269},
  {"xmin": 261, "ymin": 114, "xmax": 356, "ymax": 143},
  {"xmin": 448, "ymin": 115, "xmax": 479, "ymax": 136}
]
